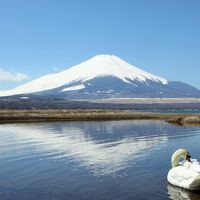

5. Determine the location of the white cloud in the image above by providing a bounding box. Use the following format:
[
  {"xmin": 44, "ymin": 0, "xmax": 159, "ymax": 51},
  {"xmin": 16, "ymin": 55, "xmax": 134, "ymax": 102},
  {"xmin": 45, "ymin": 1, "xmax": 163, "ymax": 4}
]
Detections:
[{"xmin": 0, "ymin": 69, "xmax": 29, "ymax": 81}]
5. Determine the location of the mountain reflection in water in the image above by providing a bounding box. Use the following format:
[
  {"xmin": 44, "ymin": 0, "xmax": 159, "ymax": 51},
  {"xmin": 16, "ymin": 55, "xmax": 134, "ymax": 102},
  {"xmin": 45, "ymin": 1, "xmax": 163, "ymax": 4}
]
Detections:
[
  {"xmin": 0, "ymin": 120, "xmax": 200, "ymax": 200},
  {"xmin": 0, "ymin": 120, "xmax": 167, "ymax": 176}
]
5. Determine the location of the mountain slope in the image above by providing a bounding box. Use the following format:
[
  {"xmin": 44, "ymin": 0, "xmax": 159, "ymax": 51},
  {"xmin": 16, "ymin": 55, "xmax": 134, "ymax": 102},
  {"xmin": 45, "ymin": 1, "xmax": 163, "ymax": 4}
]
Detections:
[{"xmin": 0, "ymin": 55, "xmax": 200, "ymax": 99}]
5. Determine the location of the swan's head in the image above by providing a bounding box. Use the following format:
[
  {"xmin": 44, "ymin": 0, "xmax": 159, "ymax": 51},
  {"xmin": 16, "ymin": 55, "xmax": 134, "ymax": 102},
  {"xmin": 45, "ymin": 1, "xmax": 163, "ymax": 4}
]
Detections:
[{"xmin": 171, "ymin": 148, "xmax": 190, "ymax": 168}]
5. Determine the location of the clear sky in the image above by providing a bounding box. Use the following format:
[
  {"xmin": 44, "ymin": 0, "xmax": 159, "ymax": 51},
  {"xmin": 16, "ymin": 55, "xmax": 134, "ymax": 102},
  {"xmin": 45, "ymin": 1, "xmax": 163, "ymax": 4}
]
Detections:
[{"xmin": 0, "ymin": 0, "xmax": 200, "ymax": 90}]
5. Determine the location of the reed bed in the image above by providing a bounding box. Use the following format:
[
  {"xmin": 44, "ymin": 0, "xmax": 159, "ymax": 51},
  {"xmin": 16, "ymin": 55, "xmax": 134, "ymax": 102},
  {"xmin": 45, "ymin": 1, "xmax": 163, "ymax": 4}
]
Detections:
[{"xmin": 0, "ymin": 109, "xmax": 200, "ymax": 126}]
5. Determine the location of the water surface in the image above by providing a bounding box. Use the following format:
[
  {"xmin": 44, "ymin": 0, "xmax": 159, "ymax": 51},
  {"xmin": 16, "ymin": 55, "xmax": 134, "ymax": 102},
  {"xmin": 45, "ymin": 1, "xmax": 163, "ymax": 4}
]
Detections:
[
  {"xmin": 0, "ymin": 120, "xmax": 200, "ymax": 200},
  {"xmin": 130, "ymin": 109, "xmax": 200, "ymax": 114}
]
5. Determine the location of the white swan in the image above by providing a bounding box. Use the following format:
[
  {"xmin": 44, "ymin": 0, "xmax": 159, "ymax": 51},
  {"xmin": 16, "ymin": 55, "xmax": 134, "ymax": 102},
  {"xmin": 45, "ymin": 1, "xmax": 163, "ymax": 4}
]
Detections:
[{"xmin": 167, "ymin": 149, "xmax": 200, "ymax": 190}]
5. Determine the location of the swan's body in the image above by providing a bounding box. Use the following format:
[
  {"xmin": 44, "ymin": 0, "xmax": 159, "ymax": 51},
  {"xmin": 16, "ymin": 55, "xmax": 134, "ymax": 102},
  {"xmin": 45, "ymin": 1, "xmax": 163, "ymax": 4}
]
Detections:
[{"xmin": 167, "ymin": 149, "xmax": 200, "ymax": 190}]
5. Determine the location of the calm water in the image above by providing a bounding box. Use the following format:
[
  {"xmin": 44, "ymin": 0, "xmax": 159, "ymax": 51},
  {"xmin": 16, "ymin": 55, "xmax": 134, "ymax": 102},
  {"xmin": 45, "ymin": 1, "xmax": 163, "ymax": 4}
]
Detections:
[
  {"xmin": 0, "ymin": 120, "xmax": 200, "ymax": 200},
  {"xmin": 130, "ymin": 110, "xmax": 200, "ymax": 114}
]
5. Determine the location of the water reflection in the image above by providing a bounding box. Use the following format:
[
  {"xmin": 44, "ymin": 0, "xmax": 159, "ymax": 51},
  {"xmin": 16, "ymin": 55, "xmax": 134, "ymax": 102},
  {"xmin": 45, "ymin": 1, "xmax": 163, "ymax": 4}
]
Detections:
[
  {"xmin": 167, "ymin": 184, "xmax": 200, "ymax": 200},
  {"xmin": 1, "ymin": 120, "xmax": 200, "ymax": 200},
  {"xmin": 0, "ymin": 120, "xmax": 167, "ymax": 176}
]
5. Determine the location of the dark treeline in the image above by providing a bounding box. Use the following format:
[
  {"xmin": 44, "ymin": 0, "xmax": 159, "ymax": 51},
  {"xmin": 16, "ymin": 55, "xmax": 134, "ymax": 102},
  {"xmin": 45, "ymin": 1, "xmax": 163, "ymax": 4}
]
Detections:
[{"xmin": 1, "ymin": 96, "xmax": 200, "ymax": 110}]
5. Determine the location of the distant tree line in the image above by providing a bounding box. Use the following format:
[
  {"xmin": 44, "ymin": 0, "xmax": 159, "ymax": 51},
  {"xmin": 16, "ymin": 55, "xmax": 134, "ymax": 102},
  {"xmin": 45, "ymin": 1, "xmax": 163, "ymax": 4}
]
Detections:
[{"xmin": 1, "ymin": 97, "xmax": 200, "ymax": 110}]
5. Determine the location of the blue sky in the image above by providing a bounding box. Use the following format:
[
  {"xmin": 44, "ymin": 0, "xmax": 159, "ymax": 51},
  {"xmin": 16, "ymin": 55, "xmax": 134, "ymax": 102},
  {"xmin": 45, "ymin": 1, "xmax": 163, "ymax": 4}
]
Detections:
[{"xmin": 0, "ymin": 0, "xmax": 200, "ymax": 90}]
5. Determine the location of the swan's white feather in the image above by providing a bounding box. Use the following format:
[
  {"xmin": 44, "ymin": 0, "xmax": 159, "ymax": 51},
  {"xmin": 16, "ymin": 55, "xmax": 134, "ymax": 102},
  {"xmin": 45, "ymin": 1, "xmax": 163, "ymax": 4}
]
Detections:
[{"xmin": 168, "ymin": 159, "xmax": 200, "ymax": 190}]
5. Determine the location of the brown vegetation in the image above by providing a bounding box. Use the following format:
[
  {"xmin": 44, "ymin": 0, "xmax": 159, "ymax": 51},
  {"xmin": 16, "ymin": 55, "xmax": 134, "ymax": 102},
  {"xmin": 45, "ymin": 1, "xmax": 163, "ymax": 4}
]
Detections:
[
  {"xmin": 167, "ymin": 115, "xmax": 200, "ymax": 126},
  {"xmin": 0, "ymin": 109, "xmax": 199, "ymax": 126},
  {"xmin": 0, "ymin": 109, "xmax": 173, "ymax": 123}
]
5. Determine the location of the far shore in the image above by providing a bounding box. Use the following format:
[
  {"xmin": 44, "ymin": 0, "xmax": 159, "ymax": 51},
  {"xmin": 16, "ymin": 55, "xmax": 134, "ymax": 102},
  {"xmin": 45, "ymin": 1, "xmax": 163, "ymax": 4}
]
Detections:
[
  {"xmin": 91, "ymin": 97, "xmax": 200, "ymax": 104},
  {"xmin": 0, "ymin": 109, "xmax": 200, "ymax": 126}
]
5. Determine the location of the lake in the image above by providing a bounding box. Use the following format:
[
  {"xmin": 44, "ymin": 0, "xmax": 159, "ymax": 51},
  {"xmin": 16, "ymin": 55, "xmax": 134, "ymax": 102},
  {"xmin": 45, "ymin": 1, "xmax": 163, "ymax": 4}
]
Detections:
[
  {"xmin": 130, "ymin": 109, "xmax": 200, "ymax": 114},
  {"xmin": 0, "ymin": 120, "xmax": 200, "ymax": 200}
]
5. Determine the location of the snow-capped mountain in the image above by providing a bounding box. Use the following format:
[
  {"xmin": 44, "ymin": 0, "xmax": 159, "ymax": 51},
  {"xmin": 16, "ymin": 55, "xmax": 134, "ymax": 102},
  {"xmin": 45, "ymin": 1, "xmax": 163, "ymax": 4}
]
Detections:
[{"xmin": 1, "ymin": 55, "xmax": 200, "ymax": 99}]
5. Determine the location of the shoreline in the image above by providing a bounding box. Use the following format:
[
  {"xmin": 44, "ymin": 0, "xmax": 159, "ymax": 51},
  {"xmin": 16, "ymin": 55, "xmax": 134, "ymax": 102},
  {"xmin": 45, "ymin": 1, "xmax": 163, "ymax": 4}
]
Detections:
[
  {"xmin": 0, "ymin": 109, "xmax": 200, "ymax": 126},
  {"xmin": 91, "ymin": 98, "xmax": 200, "ymax": 104}
]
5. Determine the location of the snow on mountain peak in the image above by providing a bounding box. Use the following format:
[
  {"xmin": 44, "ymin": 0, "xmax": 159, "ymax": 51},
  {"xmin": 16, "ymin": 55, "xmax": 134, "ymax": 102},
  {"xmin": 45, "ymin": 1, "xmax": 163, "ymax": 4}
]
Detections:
[
  {"xmin": 59, "ymin": 54, "xmax": 167, "ymax": 84},
  {"xmin": 0, "ymin": 54, "xmax": 168, "ymax": 96}
]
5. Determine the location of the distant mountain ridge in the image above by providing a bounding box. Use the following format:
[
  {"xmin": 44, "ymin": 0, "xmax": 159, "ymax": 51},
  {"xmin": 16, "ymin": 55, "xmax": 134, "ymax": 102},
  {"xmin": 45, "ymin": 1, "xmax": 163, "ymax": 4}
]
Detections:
[{"xmin": 1, "ymin": 54, "xmax": 200, "ymax": 99}]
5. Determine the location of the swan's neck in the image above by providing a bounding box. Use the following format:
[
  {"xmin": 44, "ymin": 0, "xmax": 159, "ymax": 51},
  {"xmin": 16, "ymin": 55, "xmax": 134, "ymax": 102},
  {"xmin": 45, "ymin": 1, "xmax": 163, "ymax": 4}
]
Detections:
[{"xmin": 171, "ymin": 149, "xmax": 189, "ymax": 168}]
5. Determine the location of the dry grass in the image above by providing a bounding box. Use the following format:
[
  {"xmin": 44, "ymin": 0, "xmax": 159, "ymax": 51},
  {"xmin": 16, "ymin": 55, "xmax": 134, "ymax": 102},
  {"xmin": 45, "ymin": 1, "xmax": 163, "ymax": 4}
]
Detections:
[
  {"xmin": 0, "ymin": 109, "xmax": 171, "ymax": 122},
  {"xmin": 168, "ymin": 115, "xmax": 200, "ymax": 126},
  {"xmin": 0, "ymin": 109, "xmax": 200, "ymax": 126}
]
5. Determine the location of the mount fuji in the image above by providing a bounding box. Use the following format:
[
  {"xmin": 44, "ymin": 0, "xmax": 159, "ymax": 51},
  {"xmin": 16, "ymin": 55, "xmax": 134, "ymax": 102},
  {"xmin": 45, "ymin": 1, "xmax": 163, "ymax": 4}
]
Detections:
[{"xmin": 1, "ymin": 55, "xmax": 200, "ymax": 99}]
